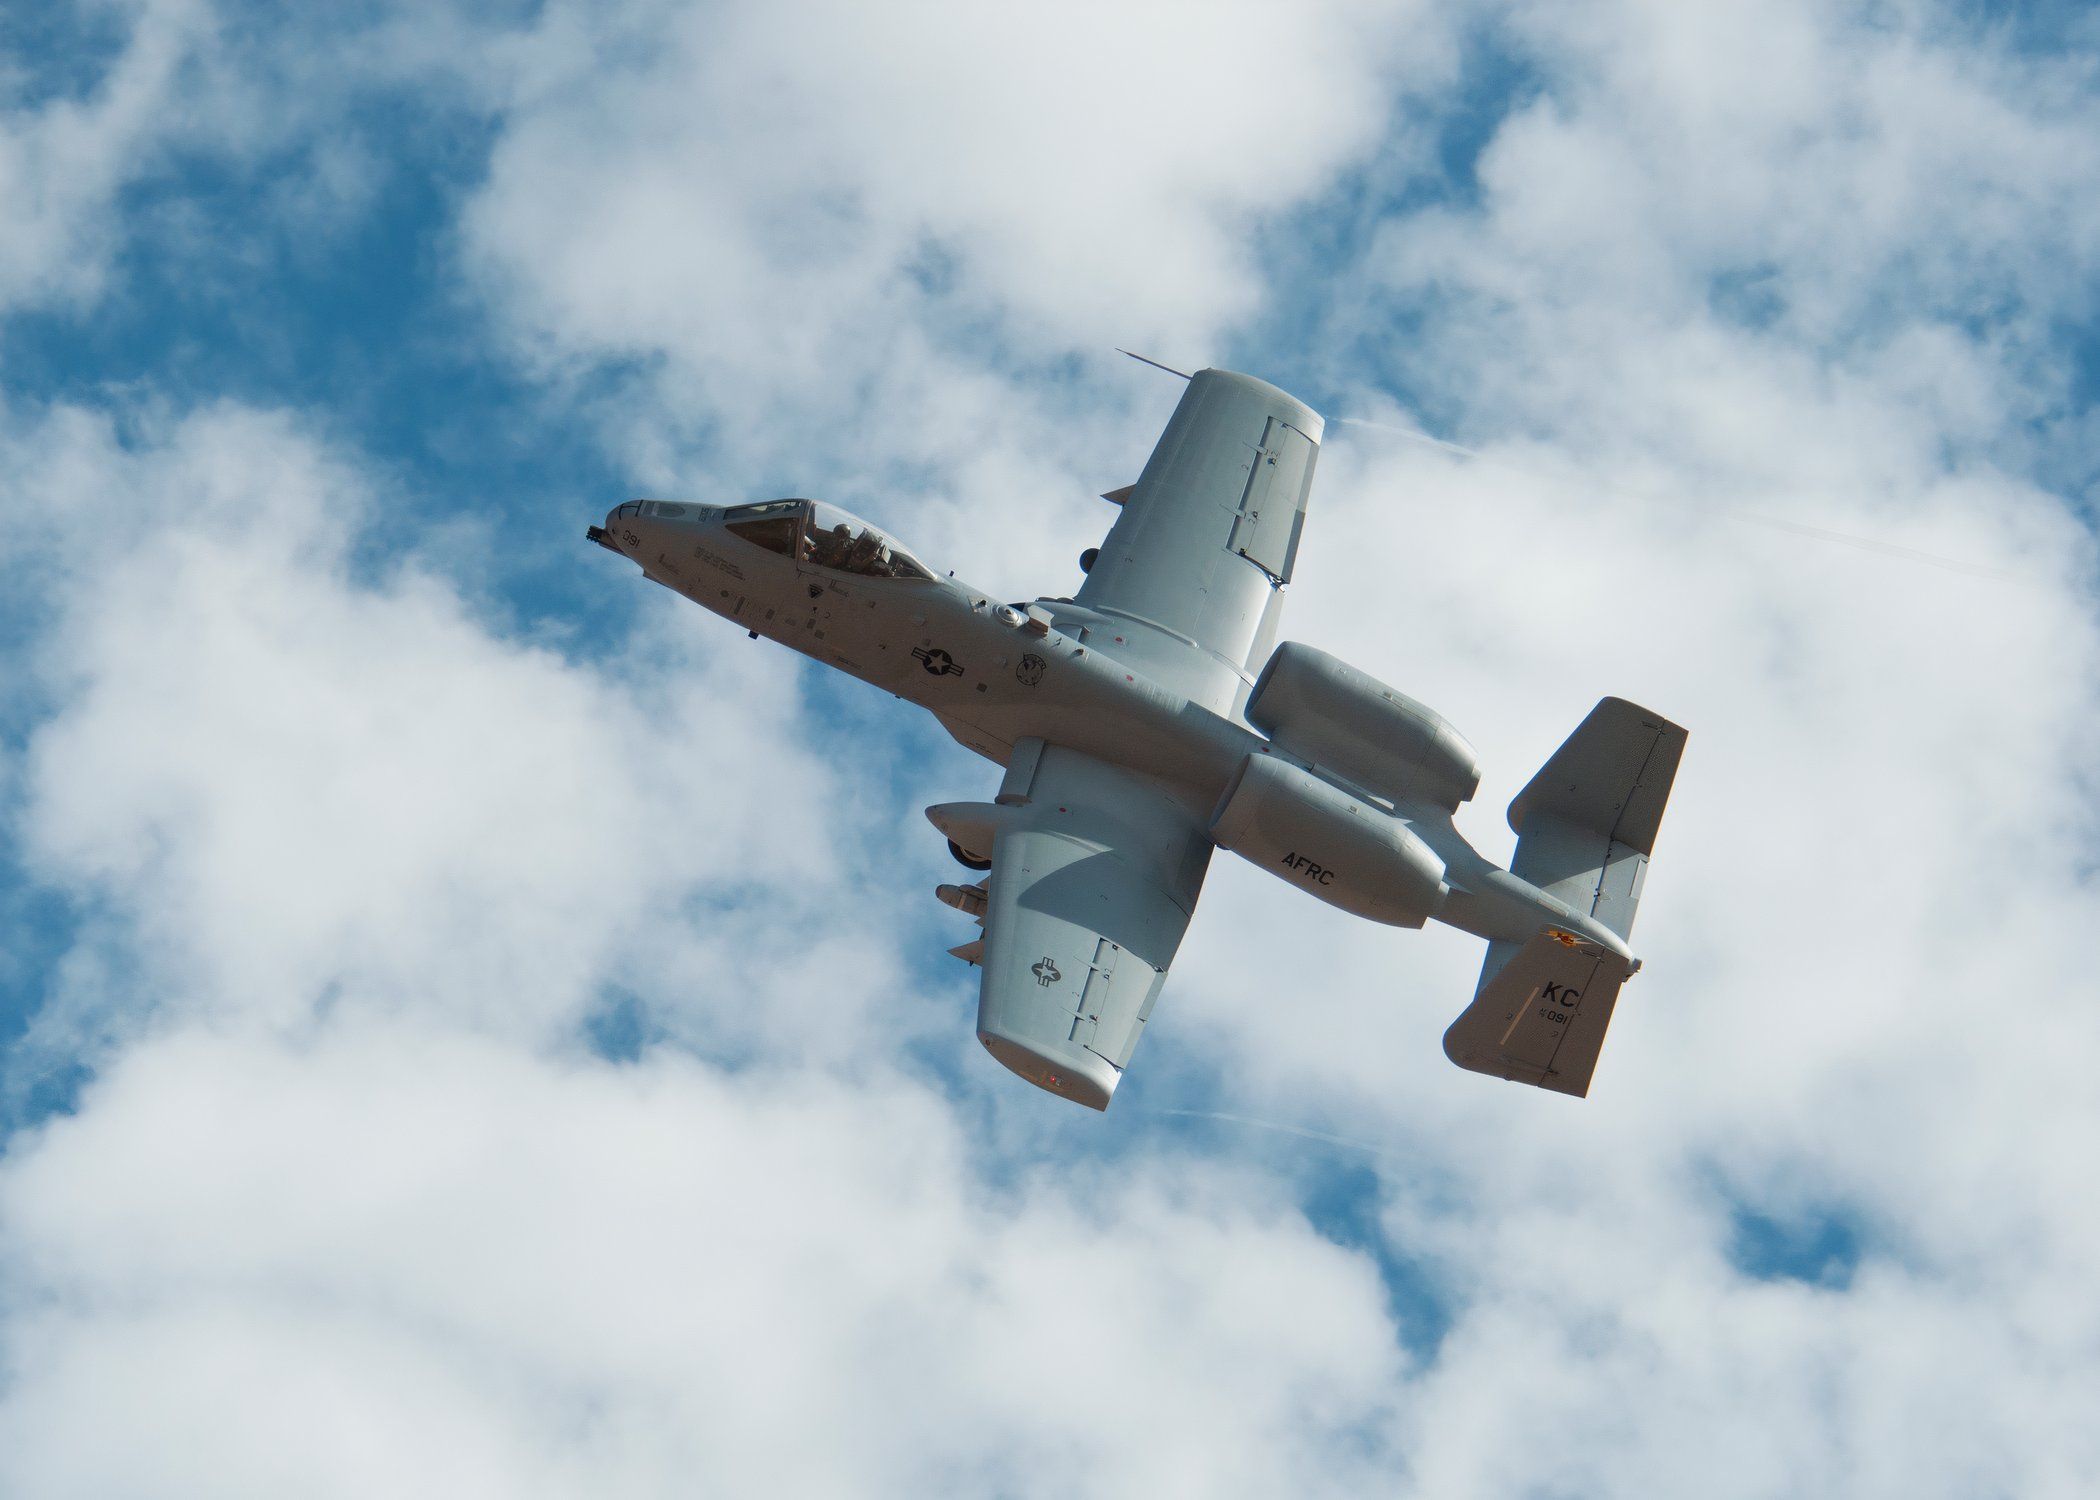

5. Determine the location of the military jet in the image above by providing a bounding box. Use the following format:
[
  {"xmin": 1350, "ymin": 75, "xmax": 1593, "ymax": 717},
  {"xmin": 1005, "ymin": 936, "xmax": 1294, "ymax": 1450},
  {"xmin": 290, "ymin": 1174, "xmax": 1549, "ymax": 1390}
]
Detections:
[{"xmin": 588, "ymin": 368, "xmax": 1685, "ymax": 1110}]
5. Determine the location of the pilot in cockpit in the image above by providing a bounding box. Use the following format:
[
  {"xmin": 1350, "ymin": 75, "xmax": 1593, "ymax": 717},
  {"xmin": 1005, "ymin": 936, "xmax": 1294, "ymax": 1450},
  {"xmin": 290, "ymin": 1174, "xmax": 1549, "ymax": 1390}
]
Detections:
[
  {"xmin": 845, "ymin": 530, "xmax": 884, "ymax": 573},
  {"xmin": 812, "ymin": 522, "xmax": 853, "ymax": 570}
]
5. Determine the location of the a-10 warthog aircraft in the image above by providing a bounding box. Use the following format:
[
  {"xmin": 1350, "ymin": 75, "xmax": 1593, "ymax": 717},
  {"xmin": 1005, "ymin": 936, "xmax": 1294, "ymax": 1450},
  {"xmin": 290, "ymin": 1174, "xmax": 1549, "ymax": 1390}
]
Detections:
[{"xmin": 589, "ymin": 368, "xmax": 1686, "ymax": 1110}]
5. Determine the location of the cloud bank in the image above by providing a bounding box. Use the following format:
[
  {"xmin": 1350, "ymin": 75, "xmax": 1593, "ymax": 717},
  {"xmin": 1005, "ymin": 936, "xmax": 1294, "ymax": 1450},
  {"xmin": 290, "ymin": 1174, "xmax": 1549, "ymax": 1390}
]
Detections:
[{"xmin": 3, "ymin": 1, "xmax": 2099, "ymax": 1495}]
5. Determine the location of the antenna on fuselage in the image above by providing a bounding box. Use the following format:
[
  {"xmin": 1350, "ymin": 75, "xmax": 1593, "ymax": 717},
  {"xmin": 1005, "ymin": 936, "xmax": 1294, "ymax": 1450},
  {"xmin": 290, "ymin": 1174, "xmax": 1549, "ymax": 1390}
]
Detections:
[{"xmin": 1116, "ymin": 349, "xmax": 1193, "ymax": 380}]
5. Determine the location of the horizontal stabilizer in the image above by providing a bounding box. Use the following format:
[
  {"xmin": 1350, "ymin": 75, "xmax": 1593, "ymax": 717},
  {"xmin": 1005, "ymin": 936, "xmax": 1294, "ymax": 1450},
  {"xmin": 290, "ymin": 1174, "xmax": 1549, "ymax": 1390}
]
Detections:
[{"xmin": 1443, "ymin": 930, "xmax": 1635, "ymax": 1097}]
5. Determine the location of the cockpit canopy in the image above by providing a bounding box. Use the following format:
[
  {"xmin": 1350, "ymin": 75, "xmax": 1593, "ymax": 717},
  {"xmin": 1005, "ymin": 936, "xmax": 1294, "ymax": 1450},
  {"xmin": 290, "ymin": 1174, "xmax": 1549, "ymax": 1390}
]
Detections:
[{"xmin": 722, "ymin": 499, "xmax": 932, "ymax": 581}]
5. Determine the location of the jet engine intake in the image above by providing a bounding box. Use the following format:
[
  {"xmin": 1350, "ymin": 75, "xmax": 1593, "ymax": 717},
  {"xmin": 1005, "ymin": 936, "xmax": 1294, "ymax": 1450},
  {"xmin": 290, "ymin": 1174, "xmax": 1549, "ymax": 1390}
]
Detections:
[
  {"xmin": 1248, "ymin": 642, "xmax": 1481, "ymax": 810},
  {"xmin": 1210, "ymin": 753, "xmax": 1447, "ymax": 927}
]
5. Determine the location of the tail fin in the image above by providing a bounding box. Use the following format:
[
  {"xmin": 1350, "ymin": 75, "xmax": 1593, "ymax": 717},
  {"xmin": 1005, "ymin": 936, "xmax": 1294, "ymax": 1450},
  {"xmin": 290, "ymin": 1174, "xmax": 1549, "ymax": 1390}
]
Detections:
[
  {"xmin": 1443, "ymin": 930, "xmax": 1635, "ymax": 1096},
  {"xmin": 1506, "ymin": 696, "xmax": 1687, "ymax": 941},
  {"xmin": 1446, "ymin": 699, "xmax": 1686, "ymax": 1097}
]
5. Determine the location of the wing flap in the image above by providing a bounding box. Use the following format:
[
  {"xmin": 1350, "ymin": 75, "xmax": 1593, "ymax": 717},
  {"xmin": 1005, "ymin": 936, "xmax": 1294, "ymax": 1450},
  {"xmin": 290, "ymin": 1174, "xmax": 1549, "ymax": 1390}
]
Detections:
[{"xmin": 1225, "ymin": 417, "xmax": 1316, "ymax": 582}]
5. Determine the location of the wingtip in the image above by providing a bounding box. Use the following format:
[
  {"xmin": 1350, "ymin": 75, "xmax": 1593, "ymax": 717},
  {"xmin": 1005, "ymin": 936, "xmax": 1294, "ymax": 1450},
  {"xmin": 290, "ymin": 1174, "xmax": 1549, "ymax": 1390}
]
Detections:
[{"xmin": 978, "ymin": 1030, "xmax": 1118, "ymax": 1111}]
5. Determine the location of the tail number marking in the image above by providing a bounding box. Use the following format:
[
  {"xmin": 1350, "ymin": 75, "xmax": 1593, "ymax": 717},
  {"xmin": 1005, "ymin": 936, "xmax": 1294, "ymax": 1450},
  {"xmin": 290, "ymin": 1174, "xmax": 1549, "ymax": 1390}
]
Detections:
[{"xmin": 1537, "ymin": 980, "xmax": 1582, "ymax": 1025}]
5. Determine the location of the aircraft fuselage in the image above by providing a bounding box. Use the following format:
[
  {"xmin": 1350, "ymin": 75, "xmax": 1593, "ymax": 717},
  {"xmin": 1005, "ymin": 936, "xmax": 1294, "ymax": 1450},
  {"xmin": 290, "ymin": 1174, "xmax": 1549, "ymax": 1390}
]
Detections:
[
  {"xmin": 593, "ymin": 498, "xmax": 1631, "ymax": 961},
  {"xmin": 603, "ymin": 501, "xmax": 1254, "ymax": 791}
]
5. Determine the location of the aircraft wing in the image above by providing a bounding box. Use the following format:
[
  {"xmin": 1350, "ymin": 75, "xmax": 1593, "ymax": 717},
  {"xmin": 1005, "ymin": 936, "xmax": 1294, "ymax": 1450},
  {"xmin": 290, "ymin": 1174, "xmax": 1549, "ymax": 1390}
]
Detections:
[
  {"xmin": 927, "ymin": 743, "xmax": 1211, "ymax": 1110},
  {"xmin": 1073, "ymin": 368, "xmax": 1323, "ymax": 714}
]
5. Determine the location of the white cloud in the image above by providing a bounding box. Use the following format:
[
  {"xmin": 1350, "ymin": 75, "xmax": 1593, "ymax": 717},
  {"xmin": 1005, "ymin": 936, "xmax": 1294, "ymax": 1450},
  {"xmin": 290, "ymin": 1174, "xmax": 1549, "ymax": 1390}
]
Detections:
[
  {"xmin": 0, "ymin": 1023, "xmax": 1411, "ymax": 1499},
  {"xmin": 468, "ymin": 0, "xmax": 1429, "ymax": 346},
  {"xmin": 1147, "ymin": 5, "xmax": 2100, "ymax": 1491},
  {"xmin": 0, "ymin": 0, "xmax": 217, "ymax": 311},
  {"xmin": 1349, "ymin": 0, "xmax": 2100, "ymax": 447},
  {"xmin": 0, "ymin": 400, "xmax": 858, "ymax": 1071},
  {"xmin": 0, "ymin": 398, "xmax": 1419, "ymax": 1495},
  {"xmin": 454, "ymin": 0, "xmax": 1453, "ymax": 485}
]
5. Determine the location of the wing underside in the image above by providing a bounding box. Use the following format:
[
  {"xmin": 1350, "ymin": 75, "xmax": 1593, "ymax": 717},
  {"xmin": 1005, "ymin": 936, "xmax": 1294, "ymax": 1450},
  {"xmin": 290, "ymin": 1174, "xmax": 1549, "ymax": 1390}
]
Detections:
[
  {"xmin": 929, "ymin": 744, "xmax": 1211, "ymax": 1110},
  {"xmin": 1072, "ymin": 369, "xmax": 1323, "ymax": 713}
]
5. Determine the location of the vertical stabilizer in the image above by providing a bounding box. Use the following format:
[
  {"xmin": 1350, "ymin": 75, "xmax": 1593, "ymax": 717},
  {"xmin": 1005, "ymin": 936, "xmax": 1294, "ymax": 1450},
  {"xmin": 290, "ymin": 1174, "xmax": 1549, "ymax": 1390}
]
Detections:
[
  {"xmin": 1445, "ymin": 931, "xmax": 1635, "ymax": 1096},
  {"xmin": 1505, "ymin": 697, "xmax": 1687, "ymax": 942},
  {"xmin": 1449, "ymin": 699, "xmax": 1686, "ymax": 1095}
]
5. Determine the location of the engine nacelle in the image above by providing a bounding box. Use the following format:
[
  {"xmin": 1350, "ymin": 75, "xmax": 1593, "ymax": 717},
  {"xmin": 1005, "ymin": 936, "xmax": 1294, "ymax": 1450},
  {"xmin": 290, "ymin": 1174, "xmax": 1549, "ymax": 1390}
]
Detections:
[
  {"xmin": 1210, "ymin": 753, "xmax": 1447, "ymax": 927},
  {"xmin": 1247, "ymin": 642, "xmax": 1481, "ymax": 809}
]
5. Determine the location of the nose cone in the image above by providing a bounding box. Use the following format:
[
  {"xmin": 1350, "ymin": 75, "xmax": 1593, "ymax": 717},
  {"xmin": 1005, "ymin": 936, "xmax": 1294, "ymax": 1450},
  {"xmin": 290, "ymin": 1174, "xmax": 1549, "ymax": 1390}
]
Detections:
[
  {"xmin": 587, "ymin": 501, "xmax": 645, "ymax": 556},
  {"xmin": 589, "ymin": 502, "xmax": 646, "ymax": 556},
  {"xmin": 590, "ymin": 500, "xmax": 713, "ymax": 560}
]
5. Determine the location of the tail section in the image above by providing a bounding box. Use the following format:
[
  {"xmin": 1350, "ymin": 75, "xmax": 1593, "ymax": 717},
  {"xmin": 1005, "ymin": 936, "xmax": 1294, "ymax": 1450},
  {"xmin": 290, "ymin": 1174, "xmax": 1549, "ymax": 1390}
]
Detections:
[
  {"xmin": 1447, "ymin": 698, "xmax": 1686, "ymax": 1096},
  {"xmin": 1443, "ymin": 930, "xmax": 1635, "ymax": 1096},
  {"xmin": 1506, "ymin": 696, "xmax": 1686, "ymax": 941}
]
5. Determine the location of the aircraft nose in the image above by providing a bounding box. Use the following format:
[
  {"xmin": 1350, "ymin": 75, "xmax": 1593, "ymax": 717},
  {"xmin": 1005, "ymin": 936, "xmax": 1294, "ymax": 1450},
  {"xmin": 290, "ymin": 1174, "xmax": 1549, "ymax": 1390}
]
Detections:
[
  {"xmin": 587, "ymin": 500, "xmax": 646, "ymax": 556},
  {"xmin": 590, "ymin": 500, "xmax": 707, "ymax": 558}
]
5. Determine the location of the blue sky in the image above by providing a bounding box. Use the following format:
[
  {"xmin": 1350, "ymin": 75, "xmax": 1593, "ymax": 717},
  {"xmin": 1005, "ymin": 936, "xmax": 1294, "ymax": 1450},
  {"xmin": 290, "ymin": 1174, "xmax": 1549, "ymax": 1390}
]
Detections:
[{"xmin": 3, "ymin": 2, "xmax": 2098, "ymax": 1495}]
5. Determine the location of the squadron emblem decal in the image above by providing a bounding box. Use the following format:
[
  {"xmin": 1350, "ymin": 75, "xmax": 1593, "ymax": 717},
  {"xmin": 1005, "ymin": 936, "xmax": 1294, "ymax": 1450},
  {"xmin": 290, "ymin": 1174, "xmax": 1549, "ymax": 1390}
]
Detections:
[
  {"xmin": 1015, "ymin": 652, "xmax": 1046, "ymax": 687},
  {"xmin": 912, "ymin": 646, "xmax": 964, "ymax": 677},
  {"xmin": 1031, "ymin": 957, "xmax": 1061, "ymax": 987}
]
